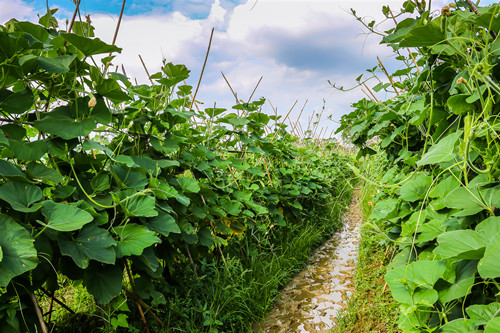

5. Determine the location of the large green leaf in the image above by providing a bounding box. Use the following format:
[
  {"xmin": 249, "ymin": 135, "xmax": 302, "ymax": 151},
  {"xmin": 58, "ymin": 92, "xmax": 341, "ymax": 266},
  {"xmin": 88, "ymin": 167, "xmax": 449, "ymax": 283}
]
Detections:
[
  {"xmin": 96, "ymin": 79, "xmax": 130, "ymax": 103},
  {"xmin": 0, "ymin": 88, "xmax": 33, "ymax": 114},
  {"xmin": 478, "ymin": 232, "xmax": 500, "ymax": 279},
  {"xmin": 466, "ymin": 302, "xmax": 500, "ymax": 326},
  {"xmin": 385, "ymin": 260, "xmax": 446, "ymax": 305},
  {"xmin": 61, "ymin": 33, "xmax": 122, "ymax": 56},
  {"xmin": 114, "ymin": 190, "xmax": 158, "ymax": 217},
  {"xmin": 177, "ymin": 177, "xmax": 200, "ymax": 193},
  {"xmin": 417, "ymin": 132, "xmax": 462, "ymax": 166},
  {"xmin": 113, "ymin": 224, "xmax": 160, "ymax": 258},
  {"xmin": 0, "ymin": 214, "xmax": 38, "ymax": 287},
  {"xmin": 147, "ymin": 213, "xmax": 180, "ymax": 237},
  {"xmin": 437, "ymin": 260, "xmax": 477, "ymax": 303},
  {"xmin": 485, "ymin": 317, "xmax": 500, "ymax": 333},
  {"xmin": 84, "ymin": 264, "xmax": 123, "ymax": 304},
  {"xmin": 34, "ymin": 106, "xmax": 96, "ymax": 140},
  {"xmin": 26, "ymin": 162, "xmax": 64, "ymax": 184},
  {"xmin": 444, "ymin": 186, "xmax": 500, "ymax": 210},
  {"xmin": 36, "ymin": 54, "xmax": 77, "ymax": 74},
  {"xmin": 438, "ymin": 318, "xmax": 478, "ymax": 332},
  {"xmin": 434, "ymin": 230, "xmax": 486, "ymax": 260},
  {"xmin": 399, "ymin": 18, "xmax": 445, "ymax": 47},
  {"xmin": 447, "ymin": 94, "xmax": 476, "ymax": 115},
  {"xmin": 39, "ymin": 201, "xmax": 94, "ymax": 231},
  {"xmin": 111, "ymin": 165, "xmax": 148, "ymax": 190},
  {"xmin": 0, "ymin": 181, "xmax": 43, "ymax": 212},
  {"xmin": 58, "ymin": 223, "xmax": 116, "ymax": 269},
  {"xmin": 8, "ymin": 139, "xmax": 48, "ymax": 161},
  {"xmin": 0, "ymin": 159, "xmax": 25, "ymax": 178},
  {"xmin": 400, "ymin": 173, "xmax": 432, "ymax": 202}
]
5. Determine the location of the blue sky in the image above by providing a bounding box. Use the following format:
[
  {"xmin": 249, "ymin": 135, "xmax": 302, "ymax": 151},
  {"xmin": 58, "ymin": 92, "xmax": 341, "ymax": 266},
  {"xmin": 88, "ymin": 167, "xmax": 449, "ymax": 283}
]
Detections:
[{"xmin": 1, "ymin": 0, "xmax": 498, "ymax": 137}]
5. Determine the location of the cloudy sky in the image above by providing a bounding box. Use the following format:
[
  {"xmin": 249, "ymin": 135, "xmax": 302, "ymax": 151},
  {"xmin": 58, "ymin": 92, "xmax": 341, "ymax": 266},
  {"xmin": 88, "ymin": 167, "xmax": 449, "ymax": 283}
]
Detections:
[{"xmin": 1, "ymin": 0, "xmax": 497, "ymax": 137}]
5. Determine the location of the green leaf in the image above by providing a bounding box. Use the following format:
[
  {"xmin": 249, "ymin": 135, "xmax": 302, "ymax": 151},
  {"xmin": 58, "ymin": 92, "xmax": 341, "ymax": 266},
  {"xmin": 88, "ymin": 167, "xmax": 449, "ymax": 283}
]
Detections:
[
  {"xmin": 478, "ymin": 232, "xmax": 500, "ymax": 279},
  {"xmin": 61, "ymin": 33, "xmax": 122, "ymax": 56},
  {"xmin": 111, "ymin": 165, "xmax": 148, "ymax": 190},
  {"xmin": 447, "ymin": 94, "xmax": 476, "ymax": 115},
  {"xmin": 444, "ymin": 186, "xmax": 500, "ymax": 210},
  {"xmin": 39, "ymin": 201, "xmax": 94, "ymax": 232},
  {"xmin": 385, "ymin": 260, "xmax": 446, "ymax": 305},
  {"xmin": 439, "ymin": 318, "xmax": 478, "ymax": 332},
  {"xmin": 157, "ymin": 63, "xmax": 190, "ymax": 87},
  {"xmin": 58, "ymin": 223, "xmax": 116, "ymax": 269},
  {"xmin": 147, "ymin": 213, "xmax": 180, "ymax": 237},
  {"xmin": 8, "ymin": 139, "xmax": 48, "ymax": 161},
  {"xmin": 36, "ymin": 54, "xmax": 77, "ymax": 74},
  {"xmin": 434, "ymin": 230, "xmax": 486, "ymax": 260},
  {"xmin": 0, "ymin": 181, "xmax": 43, "ymax": 212},
  {"xmin": 91, "ymin": 174, "xmax": 110, "ymax": 192},
  {"xmin": 0, "ymin": 88, "xmax": 33, "ymax": 114},
  {"xmin": 177, "ymin": 177, "xmax": 200, "ymax": 193},
  {"xmin": 84, "ymin": 263, "xmax": 123, "ymax": 304},
  {"xmin": 114, "ymin": 189, "xmax": 157, "ymax": 217},
  {"xmin": 34, "ymin": 106, "xmax": 96, "ymax": 140},
  {"xmin": 399, "ymin": 18, "xmax": 445, "ymax": 47},
  {"xmin": 417, "ymin": 131, "xmax": 462, "ymax": 166},
  {"xmin": 114, "ymin": 224, "xmax": 160, "ymax": 258},
  {"xmin": 466, "ymin": 302, "xmax": 500, "ymax": 326},
  {"xmin": 220, "ymin": 198, "xmax": 244, "ymax": 216},
  {"xmin": 96, "ymin": 79, "xmax": 130, "ymax": 103},
  {"xmin": 400, "ymin": 173, "xmax": 432, "ymax": 202},
  {"xmin": 0, "ymin": 160, "xmax": 26, "ymax": 178},
  {"xmin": 485, "ymin": 317, "xmax": 500, "ymax": 333},
  {"xmin": 0, "ymin": 214, "xmax": 38, "ymax": 287},
  {"xmin": 26, "ymin": 162, "xmax": 64, "ymax": 184},
  {"xmin": 437, "ymin": 260, "xmax": 477, "ymax": 303}
]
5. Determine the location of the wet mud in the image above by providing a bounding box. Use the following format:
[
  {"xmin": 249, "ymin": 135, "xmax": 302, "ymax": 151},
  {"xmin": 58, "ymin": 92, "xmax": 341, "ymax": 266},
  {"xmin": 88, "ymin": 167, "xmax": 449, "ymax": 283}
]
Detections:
[{"xmin": 256, "ymin": 192, "xmax": 363, "ymax": 332}]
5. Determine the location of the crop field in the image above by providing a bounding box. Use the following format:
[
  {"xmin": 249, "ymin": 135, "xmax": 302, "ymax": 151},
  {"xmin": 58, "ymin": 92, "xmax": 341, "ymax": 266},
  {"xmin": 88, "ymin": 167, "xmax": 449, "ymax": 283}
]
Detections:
[{"xmin": 0, "ymin": 0, "xmax": 499, "ymax": 332}]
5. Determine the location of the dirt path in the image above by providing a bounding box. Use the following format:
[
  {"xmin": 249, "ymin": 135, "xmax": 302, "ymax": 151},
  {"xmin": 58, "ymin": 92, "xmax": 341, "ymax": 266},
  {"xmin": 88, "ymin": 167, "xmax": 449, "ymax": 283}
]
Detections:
[{"xmin": 256, "ymin": 191, "xmax": 363, "ymax": 332}]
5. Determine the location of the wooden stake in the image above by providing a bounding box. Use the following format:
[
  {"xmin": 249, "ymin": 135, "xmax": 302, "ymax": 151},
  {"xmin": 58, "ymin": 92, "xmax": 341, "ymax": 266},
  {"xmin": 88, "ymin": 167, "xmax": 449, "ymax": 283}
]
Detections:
[
  {"xmin": 271, "ymin": 99, "xmax": 297, "ymax": 142},
  {"xmin": 292, "ymin": 100, "xmax": 307, "ymax": 137},
  {"xmin": 125, "ymin": 261, "xmax": 151, "ymax": 333},
  {"xmin": 122, "ymin": 287, "xmax": 164, "ymax": 328},
  {"xmin": 29, "ymin": 293, "xmax": 48, "ymax": 333},
  {"xmin": 362, "ymin": 82, "xmax": 380, "ymax": 103},
  {"xmin": 247, "ymin": 76, "xmax": 263, "ymax": 104},
  {"xmin": 66, "ymin": 0, "xmax": 81, "ymax": 34},
  {"xmin": 110, "ymin": 0, "xmax": 126, "ymax": 53},
  {"xmin": 189, "ymin": 28, "xmax": 215, "ymax": 113},
  {"xmin": 377, "ymin": 56, "xmax": 400, "ymax": 95},
  {"xmin": 361, "ymin": 88, "xmax": 374, "ymax": 102},
  {"xmin": 138, "ymin": 54, "xmax": 154, "ymax": 85},
  {"xmin": 263, "ymin": 158, "xmax": 275, "ymax": 188}
]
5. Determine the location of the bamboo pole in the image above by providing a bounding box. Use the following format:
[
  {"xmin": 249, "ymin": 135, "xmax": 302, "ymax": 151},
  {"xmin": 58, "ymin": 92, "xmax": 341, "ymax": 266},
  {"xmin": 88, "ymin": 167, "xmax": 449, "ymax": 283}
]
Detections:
[
  {"xmin": 138, "ymin": 54, "xmax": 154, "ymax": 85},
  {"xmin": 361, "ymin": 88, "xmax": 374, "ymax": 102},
  {"xmin": 247, "ymin": 76, "xmax": 263, "ymax": 103},
  {"xmin": 362, "ymin": 82, "xmax": 380, "ymax": 103},
  {"xmin": 271, "ymin": 99, "xmax": 297, "ymax": 142},
  {"xmin": 291, "ymin": 100, "xmax": 307, "ymax": 137},
  {"xmin": 110, "ymin": 0, "xmax": 126, "ymax": 50},
  {"xmin": 29, "ymin": 293, "xmax": 48, "ymax": 333},
  {"xmin": 189, "ymin": 28, "xmax": 215, "ymax": 113},
  {"xmin": 377, "ymin": 56, "xmax": 399, "ymax": 95}
]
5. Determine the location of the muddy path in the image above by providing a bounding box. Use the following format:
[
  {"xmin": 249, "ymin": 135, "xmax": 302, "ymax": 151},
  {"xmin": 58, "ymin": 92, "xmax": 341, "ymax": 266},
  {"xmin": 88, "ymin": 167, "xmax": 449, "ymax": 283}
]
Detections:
[{"xmin": 256, "ymin": 191, "xmax": 363, "ymax": 332}]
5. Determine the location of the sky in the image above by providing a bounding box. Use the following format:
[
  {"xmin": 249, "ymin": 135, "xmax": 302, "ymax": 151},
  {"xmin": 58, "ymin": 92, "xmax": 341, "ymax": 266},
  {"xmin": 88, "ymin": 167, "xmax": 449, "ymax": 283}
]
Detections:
[{"xmin": 1, "ymin": 0, "xmax": 498, "ymax": 137}]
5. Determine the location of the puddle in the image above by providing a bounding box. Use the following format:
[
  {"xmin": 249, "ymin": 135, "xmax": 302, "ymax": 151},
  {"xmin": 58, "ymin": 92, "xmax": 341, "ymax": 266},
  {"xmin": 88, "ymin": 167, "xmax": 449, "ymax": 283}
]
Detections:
[{"xmin": 255, "ymin": 192, "xmax": 363, "ymax": 332}]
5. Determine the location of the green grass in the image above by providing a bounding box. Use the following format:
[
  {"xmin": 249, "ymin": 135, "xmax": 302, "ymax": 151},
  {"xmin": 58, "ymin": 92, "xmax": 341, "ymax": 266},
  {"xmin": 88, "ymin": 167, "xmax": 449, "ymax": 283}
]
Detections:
[{"xmin": 162, "ymin": 186, "xmax": 353, "ymax": 332}]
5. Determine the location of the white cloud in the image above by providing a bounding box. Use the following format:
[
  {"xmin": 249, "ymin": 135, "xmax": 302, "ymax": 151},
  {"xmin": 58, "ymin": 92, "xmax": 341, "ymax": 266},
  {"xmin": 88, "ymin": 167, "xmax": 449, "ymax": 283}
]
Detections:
[{"xmin": 0, "ymin": 0, "xmax": 36, "ymax": 24}]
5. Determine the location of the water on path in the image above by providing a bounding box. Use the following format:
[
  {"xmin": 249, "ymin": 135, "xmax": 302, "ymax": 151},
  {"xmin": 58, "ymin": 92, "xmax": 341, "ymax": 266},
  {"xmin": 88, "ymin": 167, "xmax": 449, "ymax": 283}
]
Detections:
[{"xmin": 256, "ymin": 193, "xmax": 363, "ymax": 332}]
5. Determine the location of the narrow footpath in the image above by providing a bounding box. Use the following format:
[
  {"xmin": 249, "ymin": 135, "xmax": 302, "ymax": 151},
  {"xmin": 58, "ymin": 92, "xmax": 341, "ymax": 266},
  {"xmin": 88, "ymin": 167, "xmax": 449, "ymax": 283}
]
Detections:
[{"xmin": 257, "ymin": 191, "xmax": 363, "ymax": 332}]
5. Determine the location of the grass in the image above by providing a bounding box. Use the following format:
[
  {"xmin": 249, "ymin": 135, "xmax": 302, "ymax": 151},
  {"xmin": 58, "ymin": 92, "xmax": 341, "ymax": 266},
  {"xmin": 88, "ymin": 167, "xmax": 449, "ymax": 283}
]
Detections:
[
  {"xmin": 333, "ymin": 177, "xmax": 399, "ymax": 332},
  {"xmin": 163, "ymin": 184, "xmax": 354, "ymax": 332}
]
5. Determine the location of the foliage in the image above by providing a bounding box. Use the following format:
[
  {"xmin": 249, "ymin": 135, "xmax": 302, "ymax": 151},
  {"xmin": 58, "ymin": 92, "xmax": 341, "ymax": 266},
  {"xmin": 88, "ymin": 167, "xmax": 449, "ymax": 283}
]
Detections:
[
  {"xmin": 338, "ymin": 1, "xmax": 500, "ymax": 331},
  {"xmin": 0, "ymin": 9, "xmax": 353, "ymax": 332}
]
